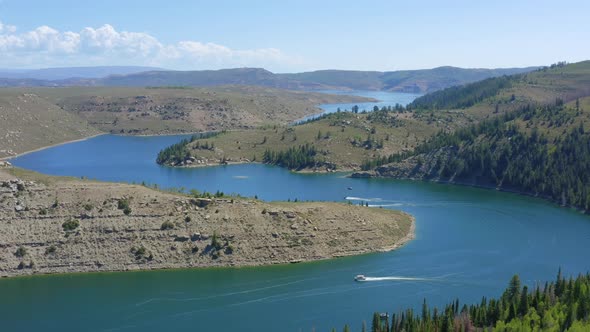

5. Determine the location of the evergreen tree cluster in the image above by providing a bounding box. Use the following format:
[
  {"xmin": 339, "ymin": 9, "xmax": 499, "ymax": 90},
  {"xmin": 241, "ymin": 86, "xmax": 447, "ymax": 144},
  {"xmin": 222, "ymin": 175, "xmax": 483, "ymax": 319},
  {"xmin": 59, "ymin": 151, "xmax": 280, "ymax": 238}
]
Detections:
[
  {"xmin": 408, "ymin": 75, "xmax": 515, "ymax": 110},
  {"xmin": 341, "ymin": 271, "xmax": 590, "ymax": 332},
  {"xmin": 262, "ymin": 143, "xmax": 319, "ymax": 170},
  {"xmin": 360, "ymin": 151, "xmax": 411, "ymax": 171},
  {"xmin": 364, "ymin": 104, "xmax": 590, "ymax": 210},
  {"xmin": 156, "ymin": 135, "xmax": 198, "ymax": 165}
]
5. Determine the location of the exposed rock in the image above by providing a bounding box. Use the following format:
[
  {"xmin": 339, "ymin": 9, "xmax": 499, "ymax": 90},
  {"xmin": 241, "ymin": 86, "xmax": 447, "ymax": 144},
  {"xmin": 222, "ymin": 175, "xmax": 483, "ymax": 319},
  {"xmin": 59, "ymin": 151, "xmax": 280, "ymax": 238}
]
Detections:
[
  {"xmin": 350, "ymin": 171, "xmax": 373, "ymax": 178},
  {"xmin": 173, "ymin": 234, "xmax": 190, "ymax": 242},
  {"xmin": 0, "ymin": 168, "xmax": 414, "ymax": 278},
  {"xmin": 195, "ymin": 198, "xmax": 212, "ymax": 207}
]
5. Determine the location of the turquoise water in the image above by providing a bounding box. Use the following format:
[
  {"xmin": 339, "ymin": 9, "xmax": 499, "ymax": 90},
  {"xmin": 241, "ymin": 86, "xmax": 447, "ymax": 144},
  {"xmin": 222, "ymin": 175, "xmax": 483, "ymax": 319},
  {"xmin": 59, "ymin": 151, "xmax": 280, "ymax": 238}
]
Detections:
[{"xmin": 3, "ymin": 91, "xmax": 590, "ymax": 332}]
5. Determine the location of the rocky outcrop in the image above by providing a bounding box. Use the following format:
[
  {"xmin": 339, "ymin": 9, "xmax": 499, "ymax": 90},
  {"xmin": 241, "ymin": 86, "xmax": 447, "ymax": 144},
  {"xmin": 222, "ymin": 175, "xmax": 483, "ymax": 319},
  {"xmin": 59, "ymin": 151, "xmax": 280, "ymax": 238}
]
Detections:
[
  {"xmin": 0, "ymin": 168, "xmax": 414, "ymax": 278},
  {"xmin": 353, "ymin": 147, "xmax": 458, "ymax": 180}
]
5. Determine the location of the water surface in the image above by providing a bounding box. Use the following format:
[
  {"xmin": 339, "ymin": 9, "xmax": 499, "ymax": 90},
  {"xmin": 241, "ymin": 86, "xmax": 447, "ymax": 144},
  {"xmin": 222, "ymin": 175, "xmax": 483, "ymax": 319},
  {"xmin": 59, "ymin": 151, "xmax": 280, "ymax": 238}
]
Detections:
[{"xmin": 3, "ymin": 91, "xmax": 590, "ymax": 332}]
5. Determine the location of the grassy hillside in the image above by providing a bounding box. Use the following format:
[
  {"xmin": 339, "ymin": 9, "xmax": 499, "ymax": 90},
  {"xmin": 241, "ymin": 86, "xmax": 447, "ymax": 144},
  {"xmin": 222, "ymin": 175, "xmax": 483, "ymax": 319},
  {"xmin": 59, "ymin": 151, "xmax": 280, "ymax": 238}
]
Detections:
[
  {"xmin": 29, "ymin": 86, "xmax": 372, "ymax": 135},
  {"xmin": 409, "ymin": 61, "xmax": 590, "ymax": 116},
  {"xmin": 358, "ymin": 61, "xmax": 590, "ymax": 210},
  {"xmin": 156, "ymin": 107, "xmax": 472, "ymax": 170},
  {"xmin": 0, "ymin": 91, "xmax": 100, "ymax": 159},
  {"xmin": 0, "ymin": 85, "xmax": 371, "ymax": 157}
]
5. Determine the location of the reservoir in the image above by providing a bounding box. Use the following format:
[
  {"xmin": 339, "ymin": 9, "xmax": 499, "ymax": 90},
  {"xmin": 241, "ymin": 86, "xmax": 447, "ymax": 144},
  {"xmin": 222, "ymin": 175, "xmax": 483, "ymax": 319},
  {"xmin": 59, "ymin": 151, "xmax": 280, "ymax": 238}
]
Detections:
[{"xmin": 3, "ymin": 91, "xmax": 590, "ymax": 332}]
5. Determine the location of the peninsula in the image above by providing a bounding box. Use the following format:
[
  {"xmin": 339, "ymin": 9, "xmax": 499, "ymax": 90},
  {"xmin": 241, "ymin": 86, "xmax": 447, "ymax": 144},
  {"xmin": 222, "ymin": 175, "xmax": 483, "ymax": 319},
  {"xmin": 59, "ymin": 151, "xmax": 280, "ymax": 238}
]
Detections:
[{"xmin": 0, "ymin": 166, "xmax": 414, "ymax": 278}]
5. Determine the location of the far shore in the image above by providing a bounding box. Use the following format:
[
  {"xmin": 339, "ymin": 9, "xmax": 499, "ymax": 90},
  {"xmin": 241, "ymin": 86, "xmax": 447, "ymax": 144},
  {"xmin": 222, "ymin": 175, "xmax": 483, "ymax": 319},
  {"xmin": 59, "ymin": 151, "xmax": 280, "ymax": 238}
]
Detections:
[
  {"xmin": 1, "ymin": 133, "xmax": 107, "ymax": 161},
  {"xmin": 354, "ymin": 172, "xmax": 589, "ymax": 214}
]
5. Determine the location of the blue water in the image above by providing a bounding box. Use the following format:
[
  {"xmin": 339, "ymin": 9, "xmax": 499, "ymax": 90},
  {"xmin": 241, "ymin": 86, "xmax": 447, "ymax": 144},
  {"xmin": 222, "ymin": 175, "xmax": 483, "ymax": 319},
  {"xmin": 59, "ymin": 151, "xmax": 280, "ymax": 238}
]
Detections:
[
  {"xmin": 3, "ymin": 91, "xmax": 590, "ymax": 332},
  {"xmin": 298, "ymin": 90, "xmax": 421, "ymax": 122}
]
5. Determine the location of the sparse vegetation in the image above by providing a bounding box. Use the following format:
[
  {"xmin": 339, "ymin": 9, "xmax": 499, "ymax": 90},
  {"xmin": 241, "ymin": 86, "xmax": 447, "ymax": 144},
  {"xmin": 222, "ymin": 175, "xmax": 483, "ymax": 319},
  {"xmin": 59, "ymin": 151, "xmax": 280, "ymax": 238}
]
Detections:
[
  {"xmin": 14, "ymin": 246, "xmax": 27, "ymax": 258},
  {"xmin": 160, "ymin": 221, "xmax": 174, "ymax": 230},
  {"xmin": 45, "ymin": 245, "xmax": 57, "ymax": 255},
  {"xmin": 62, "ymin": 218, "xmax": 79, "ymax": 232}
]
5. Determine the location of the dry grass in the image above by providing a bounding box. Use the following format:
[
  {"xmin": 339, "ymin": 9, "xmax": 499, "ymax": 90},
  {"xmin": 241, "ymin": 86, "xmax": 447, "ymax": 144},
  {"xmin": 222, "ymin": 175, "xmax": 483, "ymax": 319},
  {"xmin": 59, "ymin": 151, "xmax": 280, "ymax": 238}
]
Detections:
[
  {"xmin": 178, "ymin": 110, "xmax": 469, "ymax": 171},
  {"xmin": 0, "ymin": 167, "xmax": 414, "ymax": 277}
]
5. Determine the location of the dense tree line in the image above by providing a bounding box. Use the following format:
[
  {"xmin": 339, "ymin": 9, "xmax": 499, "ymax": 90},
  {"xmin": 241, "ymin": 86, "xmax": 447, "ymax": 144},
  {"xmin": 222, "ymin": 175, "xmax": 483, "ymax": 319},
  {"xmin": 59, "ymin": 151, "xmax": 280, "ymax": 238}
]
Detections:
[
  {"xmin": 408, "ymin": 75, "xmax": 515, "ymax": 110},
  {"xmin": 347, "ymin": 271, "xmax": 590, "ymax": 332},
  {"xmin": 156, "ymin": 132, "xmax": 223, "ymax": 165},
  {"xmin": 364, "ymin": 104, "xmax": 590, "ymax": 210},
  {"xmin": 262, "ymin": 143, "xmax": 319, "ymax": 170},
  {"xmin": 156, "ymin": 135, "xmax": 198, "ymax": 165}
]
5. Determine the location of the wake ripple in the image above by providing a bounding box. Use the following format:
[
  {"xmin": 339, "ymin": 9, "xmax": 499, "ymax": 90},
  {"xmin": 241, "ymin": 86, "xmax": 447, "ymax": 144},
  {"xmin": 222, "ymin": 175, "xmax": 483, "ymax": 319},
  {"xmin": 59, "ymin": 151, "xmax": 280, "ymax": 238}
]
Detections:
[{"xmin": 359, "ymin": 276, "xmax": 432, "ymax": 282}]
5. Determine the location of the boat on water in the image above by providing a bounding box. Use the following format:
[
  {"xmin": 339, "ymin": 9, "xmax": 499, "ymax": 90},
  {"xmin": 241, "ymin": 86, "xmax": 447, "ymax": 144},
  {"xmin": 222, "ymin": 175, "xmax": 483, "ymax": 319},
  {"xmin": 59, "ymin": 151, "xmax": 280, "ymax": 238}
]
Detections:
[
  {"xmin": 354, "ymin": 274, "xmax": 366, "ymax": 281},
  {"xmin": 347, "ymin": 187, "xmax": 353, "ymax": 190}
]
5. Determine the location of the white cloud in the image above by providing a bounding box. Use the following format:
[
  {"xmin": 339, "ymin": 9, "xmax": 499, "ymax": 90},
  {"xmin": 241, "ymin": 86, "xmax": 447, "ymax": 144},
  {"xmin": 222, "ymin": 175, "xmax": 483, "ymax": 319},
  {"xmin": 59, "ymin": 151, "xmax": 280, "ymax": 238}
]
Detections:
[
  {"xmin": 0, "ymin": 20, "xmax": 16, "ymax": 34},
  {"xmin": 0, "ymin": 20, "xmax": 303, "ymax": 71}
]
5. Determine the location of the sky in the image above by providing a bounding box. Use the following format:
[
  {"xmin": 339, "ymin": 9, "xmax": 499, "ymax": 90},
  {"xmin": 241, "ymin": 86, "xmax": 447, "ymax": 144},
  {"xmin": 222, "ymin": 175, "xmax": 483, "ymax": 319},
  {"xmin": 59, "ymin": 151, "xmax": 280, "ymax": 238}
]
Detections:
[{"xmin": 0, "ymin": 0, "xmax": 588, "ymax": 72}]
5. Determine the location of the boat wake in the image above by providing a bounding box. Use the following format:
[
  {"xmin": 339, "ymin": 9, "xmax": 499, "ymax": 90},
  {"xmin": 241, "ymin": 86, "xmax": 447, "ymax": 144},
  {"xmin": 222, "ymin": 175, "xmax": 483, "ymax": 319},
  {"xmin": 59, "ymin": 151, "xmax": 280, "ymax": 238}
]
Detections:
[
  {"xmin": 345, "ymin": 196, "xmax": 384, "ymax": 202},
  {"xmin": 359, "ymin": 276, "xmax": 434, "ymax": 282}
]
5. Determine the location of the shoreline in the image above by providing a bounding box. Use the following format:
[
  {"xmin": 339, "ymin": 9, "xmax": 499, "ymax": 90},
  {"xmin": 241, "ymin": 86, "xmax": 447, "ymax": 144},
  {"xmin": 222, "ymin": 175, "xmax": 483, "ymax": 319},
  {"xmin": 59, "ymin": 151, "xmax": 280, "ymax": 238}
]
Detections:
[
  {"xmin": 1, "ymin": 133, "xmax": 107, "ymax": 161},
  {"xmin": 358, "ymin": 173, "xmax": 588, "ymax": 214},
  {"xmin": 0, "ymin": 168, "xmax": 416, "ymax": 279},
  {"xmin": 166, "ymin": 160, "xmax": 357, "ymax": 174}
]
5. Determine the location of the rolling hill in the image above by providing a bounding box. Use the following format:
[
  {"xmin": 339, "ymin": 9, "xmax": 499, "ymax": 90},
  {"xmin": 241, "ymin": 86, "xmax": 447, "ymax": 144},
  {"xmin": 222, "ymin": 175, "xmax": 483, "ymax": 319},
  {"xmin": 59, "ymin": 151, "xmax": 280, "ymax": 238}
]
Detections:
[
  {"xmin": 0, "ymin": 66, "xmax": 538, "ymax": 93},
  {"xmin": 357, "ymin": 61, "xmax": 590, "ymax": 211}
]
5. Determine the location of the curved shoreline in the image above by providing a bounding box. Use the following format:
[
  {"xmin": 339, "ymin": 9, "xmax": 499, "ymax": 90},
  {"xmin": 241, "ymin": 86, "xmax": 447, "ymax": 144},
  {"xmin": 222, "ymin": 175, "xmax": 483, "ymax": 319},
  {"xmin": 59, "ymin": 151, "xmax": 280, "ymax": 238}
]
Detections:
[
  {"xmin": 0, "ymin": 167, "xmax": 415, "ymax": 279},
  {"xmin": 353, "ymin": 172, "xmax": 588, "ymax": 214},
  {"xmin": 1, "ymin": 133, "xmax": 107, "ymax": 161},
  {"xmin": 2, "ymin": 216, "xmax": 415, "ymax": 280}
]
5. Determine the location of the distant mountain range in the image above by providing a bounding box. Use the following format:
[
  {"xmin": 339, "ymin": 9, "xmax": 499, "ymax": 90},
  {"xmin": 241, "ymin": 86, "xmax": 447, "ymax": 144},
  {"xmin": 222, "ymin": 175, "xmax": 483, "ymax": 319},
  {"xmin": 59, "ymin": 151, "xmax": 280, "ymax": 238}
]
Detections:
[
  {"xmin": 0, "ymin": 66, "xmax": 163, "ymax": 80},
  {"xmin": 0, "ymin": 66, "xmax": 539, "ymax": 93}
]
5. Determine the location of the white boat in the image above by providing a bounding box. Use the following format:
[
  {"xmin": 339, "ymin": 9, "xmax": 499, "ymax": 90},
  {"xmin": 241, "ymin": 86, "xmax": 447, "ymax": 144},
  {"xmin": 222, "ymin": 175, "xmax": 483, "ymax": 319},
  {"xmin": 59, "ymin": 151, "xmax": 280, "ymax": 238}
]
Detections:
[{"xmin": 354, "ymin": 274, "xmax": 366, "ymax": 281}]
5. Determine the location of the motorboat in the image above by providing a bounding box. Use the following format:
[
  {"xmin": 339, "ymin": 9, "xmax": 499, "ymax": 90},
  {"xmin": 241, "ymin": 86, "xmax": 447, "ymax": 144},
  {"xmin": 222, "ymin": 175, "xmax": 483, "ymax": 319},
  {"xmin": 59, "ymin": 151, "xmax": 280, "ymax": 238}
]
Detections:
[{"xmin": 354, "ymin": 274, "xmax": 366, "ymax": 281}]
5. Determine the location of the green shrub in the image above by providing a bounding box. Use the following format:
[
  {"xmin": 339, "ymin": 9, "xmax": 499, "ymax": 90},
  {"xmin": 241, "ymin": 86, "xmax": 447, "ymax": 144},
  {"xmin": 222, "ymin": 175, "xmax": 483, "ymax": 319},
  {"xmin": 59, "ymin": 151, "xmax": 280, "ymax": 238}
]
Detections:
[
  {"xmin": 131, "ymin": 246, "xmax": 151, "ymax": 260},
  {"xmin": 225, "ymin": 244, "xmax": 234, "ymax": 254},
  {"xmin": 160, "ymin": 221, "xmax": 174, "ymax": 230},
  {"xmin": 83, "ymin": 204, "xmax": 93, "ymax": 211},
  {"xmin": 123, "ymin": 206, "xmax": 132, "ymax": 215},
  {"xmin": 62, "ymin": 218, "xmax": 79, "ymax": 232},
  {"xmin": 14, "ymin": 246, "xmax": 27, "ymax": 257},
  {"xmin": 117, "ymin": 198, "xmax": 130, "ymax": 210},
  {"xmin": 211, "ymin": 232, "xmax": 222, "ymax": 251},
  {"xmin": 45, "ymin": 245, "xmax": 57, "ymax": 255}
]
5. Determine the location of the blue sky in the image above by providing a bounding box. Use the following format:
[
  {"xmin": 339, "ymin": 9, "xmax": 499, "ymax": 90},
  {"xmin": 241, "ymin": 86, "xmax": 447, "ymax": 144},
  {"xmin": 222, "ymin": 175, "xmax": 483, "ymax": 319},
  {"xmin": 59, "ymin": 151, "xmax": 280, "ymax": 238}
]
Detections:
[{"xmin": 0, "ymin": 0, "xmax": 588, "ymax": 71}]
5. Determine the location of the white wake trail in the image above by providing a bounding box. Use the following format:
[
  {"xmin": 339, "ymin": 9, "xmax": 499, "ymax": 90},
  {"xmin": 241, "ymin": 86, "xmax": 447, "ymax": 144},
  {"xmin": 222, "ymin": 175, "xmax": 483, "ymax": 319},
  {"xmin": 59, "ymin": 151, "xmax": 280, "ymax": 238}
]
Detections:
[{"xmin": 359, "ymin": 276, "xmax": 434, "ymax": 282}]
